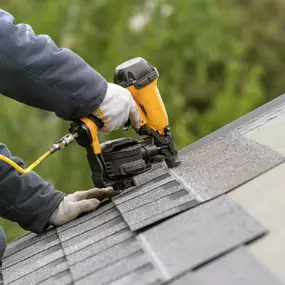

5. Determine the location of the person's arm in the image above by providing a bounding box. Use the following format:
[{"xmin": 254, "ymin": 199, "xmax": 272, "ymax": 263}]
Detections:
[
  {"xmin": 0, "ymin": 143, "xmax": 64, "ymax": 233},
  {"xmin": 0, "ymin": 10, "xmax": 139, "ymax": 233},
  {"xmin": 0, "ymin": 9, "xmax": 107, "ymax": 120},
  {"xmin": 0, "ymin": 143, "xmax": 116, "ymax": 233}
]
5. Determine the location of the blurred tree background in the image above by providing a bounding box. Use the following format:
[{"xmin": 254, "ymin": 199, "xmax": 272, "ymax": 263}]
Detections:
[{"xmin": 1, "ymin": 0, "xmax": 285, "ymax": 241}]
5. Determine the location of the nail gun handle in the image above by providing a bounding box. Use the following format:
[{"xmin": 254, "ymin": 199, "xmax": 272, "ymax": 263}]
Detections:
[
  {"xmin": 79, "ymin": 116, "xmax": 103, "ymax": 154},
  {"xmin": 114, "ymin": 58, "xmax": 169, "ymax": 135}
]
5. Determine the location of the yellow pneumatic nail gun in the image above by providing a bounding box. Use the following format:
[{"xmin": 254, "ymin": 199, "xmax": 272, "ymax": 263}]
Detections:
[{"xmin": 0, "ymin": 57, "xmax": 180, "ymax": 190}]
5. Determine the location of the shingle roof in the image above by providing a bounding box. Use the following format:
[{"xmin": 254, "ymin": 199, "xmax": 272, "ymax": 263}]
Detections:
[{"xmin": 3, "ymin": 94, "xmax": 285, "ymax": 285}]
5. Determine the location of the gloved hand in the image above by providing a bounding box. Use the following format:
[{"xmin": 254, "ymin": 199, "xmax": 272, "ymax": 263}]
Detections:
[
  {"xmin": 92, "ymin": 83, "xmax": 140, "ymax": 134},
  {"xmin": 49, "ymin": 187, "xmax": 116, "ymax": 226}
]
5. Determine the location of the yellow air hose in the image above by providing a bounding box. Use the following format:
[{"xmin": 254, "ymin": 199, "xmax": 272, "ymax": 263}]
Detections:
[
  {"xmin": 0, "ymin": 151, "xmax": 52, "ymax": 174},
  {"xmin": 0, "ymin": 133, "xmax": 75, "ymax": 174}
]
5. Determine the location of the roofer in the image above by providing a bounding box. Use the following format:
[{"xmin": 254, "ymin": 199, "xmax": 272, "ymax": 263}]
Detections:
[{"xmin": 0, "ymin": 9, "xmax": 140, "ymax": 259}]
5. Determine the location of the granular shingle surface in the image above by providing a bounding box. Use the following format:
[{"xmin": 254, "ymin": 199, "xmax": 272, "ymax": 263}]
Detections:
[
  {"xmin": 113, "ymin": 174, "xmax": 199, "ymax": 231},
  {"xmin": 169, "ymin": 248, "xmax": 283, "ymax": 285},
  {"xmin": 172, "ymin": 132, "xmax": 284, "ymax": 200},
  {"xmin": 3, "ymin": 94, "xmax": 285, "ymax": 285},
  {"xmin": 138, "ymin": 196, "xmax": 266, "ymax": 279}
]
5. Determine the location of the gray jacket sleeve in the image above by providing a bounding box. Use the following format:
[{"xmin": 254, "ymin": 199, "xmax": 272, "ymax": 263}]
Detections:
[
  {"xmin": 0, "ymin": 9, "xmax": 107, "ymax": 233},
  {"xmin": 0, "ymin": 144, "xmax": 65, "ymax": 233},
  {"xmin": 0, "ymin": 9, "xmax": 107, "ymax": 120}
]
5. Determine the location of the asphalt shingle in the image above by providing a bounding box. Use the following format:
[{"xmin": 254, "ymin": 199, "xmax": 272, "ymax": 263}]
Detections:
[
  {"xmin": 138, "ymin": 195, "xmax": 266, "ymax": 280},
  {"xmin": 121, "ymin": 191, "xmax": 198, "ymax": 231},
  {"xmin": 171, "ymin": 132, "xmax": 284, "ymax": 200},
  {"xmin": 74, "ymin": 251, "xmax": 159, "ymax": 285},
  {"xmin": 37, "ymin": 270, "xmax": 72, "ymax": 285},
  {"xmin": 3, "ymin": 233, "xmax": 60, "ymax": 269},
  {"xmin": 3, "ymin": 244, "xmax": 64, "ymax": 284},
  {"xmin": 134, "ymin": 162, "xmax": 170, "ymax": 187},
  {"xmin": 58, "ymin": 206, "xmax": 120, "ymax": 242},
  {"xmin": 114, "ymin": 174, "xmax": 198, "ymax": 231},
  {"xmin": 61, "ymin": 216, "xmax": 128, "ymax": 255},
  {"xmin": 108, "ymin": 264, "xmax": 162, "ymax": 285},
  {"xmin": 4, "ymin": 228, "xmax": 56, "ymax": 258},
  {"xmin": 66, "ymin": 228, "xmax": 134, "ymax": 265},
  {"xmin": 70, "ymin": 238, "xmax": 140, "ymax": 280},
  {"xmin": 169, "ymin": 248, "xmax": 283, "ymax": 285},
  {"xmin": 9, "ymin": 257, "xmax": 69, "ymax": 285},
  {"xmin": 113, "ymin": 174, "xmax": 173, "ymax": 205}
]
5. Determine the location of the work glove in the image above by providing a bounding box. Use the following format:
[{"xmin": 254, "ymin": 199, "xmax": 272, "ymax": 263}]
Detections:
[
  {"xmin": 92, "ymin": 83, "xmax": 140, "ymax": 134},
  {"xmin": 49, "ymin": 187, "xmax": 116, "ymax": 226}
]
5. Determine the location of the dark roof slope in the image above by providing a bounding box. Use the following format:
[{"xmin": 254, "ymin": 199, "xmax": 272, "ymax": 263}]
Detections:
[{"xmin": 3, "ymin": 94, "xmax": 285, "ymax": 285}]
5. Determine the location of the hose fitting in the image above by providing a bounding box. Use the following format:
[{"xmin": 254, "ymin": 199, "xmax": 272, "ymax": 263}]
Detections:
[{"xmin": 50, "ymin": 133, "xmax": 75, "ymax": 153}]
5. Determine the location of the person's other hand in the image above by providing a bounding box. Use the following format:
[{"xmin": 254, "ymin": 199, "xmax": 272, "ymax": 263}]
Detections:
[
  {"xmin": 92, "ymin": 83, "xmax": 140, "ymax": 134},
  {"xmin": 48, "ymin": 187, "xmax": 116, "ymax": 226}
]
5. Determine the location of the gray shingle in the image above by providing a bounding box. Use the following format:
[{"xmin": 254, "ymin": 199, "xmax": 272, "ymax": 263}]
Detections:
[
  {"xmin": 9, "ymin": 257, "xmax": 69, "ymax": 285},
  {"xmin": 134, "ymin": 162, "xmax": 170, "ymax": 186},
  {"xmin": 113, "ymin": 174, "xmax": 173, "ymax": 205},
  {"xmin": 113, "ymin": 171, "xmax": 199, "ymax": 231},
  {"xmin": 38, "ymin": 270, "xmax": 72, "ymax": 285},
  {"xmin": 3, "ymin": 233, "xmax": 60, "ymax": 269},
  {"xmin": 4, "ymin": 228, "xmax": 56, "ymax": 258},
  {"xmin": 130, "ymin": 200, "xmax": 197, "ymax": 231},
  {"xmin": 108, "ymin": 264, "xmax": 162, "ymax": 285},
  {"xmin": 112, "ymin": 171, "xmax": 171, "ymax": 204},
  {"xmin": 169, "ymin": 248, "xmax": 283, "ymax": 285},
  {"xmin": 74, "ymin": 251, "xmax": 155, "ymax": 285},
  {"xmin": 121, "ymin": 191, "xmax": 198, "ymax": 231},
  {"xmin": 3, "ymin": 245, "xmax": 64, "ymax": 284},
  {"xmin": 70, "ymin": 238, "xmax": 140, "ymax": 280},
  {"xmin": 172, "ymin": 132, "xmax": 284, "ymax": 200},
  {"xmin": 67, "ymin": 228, "xmax": 134, "ymax": 265},
  {"xmin": 58, "ymin": 207, "xmax": 120, "ymax": 242},
  {"xmin": 138, "ymin": 196, "xmax": 266, "ymax": 280},
  {"xmin": 62, "ymin": 217, "xmax": 128, "ymax": 255}
]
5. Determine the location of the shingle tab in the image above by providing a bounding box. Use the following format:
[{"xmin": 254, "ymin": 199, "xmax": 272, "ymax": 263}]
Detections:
[
  {"xmin": 4, "ymin": 228, "xmax": 56, "ymax": 258},
  {"xmin": 138, "ymin": 196, "xmax": 266, "ymax": 280},
  {"xmin": 4, "ymin": 233, "xmax": 60, "ymax": 269},
  {"xmin": 134, "ymin": 162, "xmax": 170, "ymax": 186},
  {"xmin": 113, "ymin": 174, "xmax": 173, "ymax": 205},
  {"xmin": 67, "ymin": 229, "xmax": 134, "ymax": 265},
  {"xmin": 108, "ymin": 264, "xmax": 162, "ymax": 285},
  {"xmin": 9, "ymin": 257, "xmax": 69, "ymax": 285},
  {"xmin": 172, "ymin": 132, "xmax": 284, "ymax": 200},
  {"xmin": 169, "ymin": 248, "xmax": 283, "ymax": 285},
  {"xmin": 129, "ymin": 200, "xmax": 197, "ymax": 232},
  {"xmin": 37, "ymin": 270, "xmax": 72, "ymax": 285},
  {"xmin": 3, "ymin": 244, "xmax": 64, "ymax": 284},
  {"xmin": 113, "ymin": 175, "xmax": 198, "ymax": 231},
  {"xmin": 74, "ymin": 251, "xmax": 155, "ymax": 285},
  {"xmin": 62, "ymin": 217, "xmax": 128, "ymax": 255},
  {"xmin": 70, "ymin": 238, "xmax": 140, "ymax": 280},
  {"xmin": 58, "ymin": 206, "xmax": 120, "ymax": 242},
  {"xmin": 122, "ymin": 192, "xmax": 198, "ymax": 231}
]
